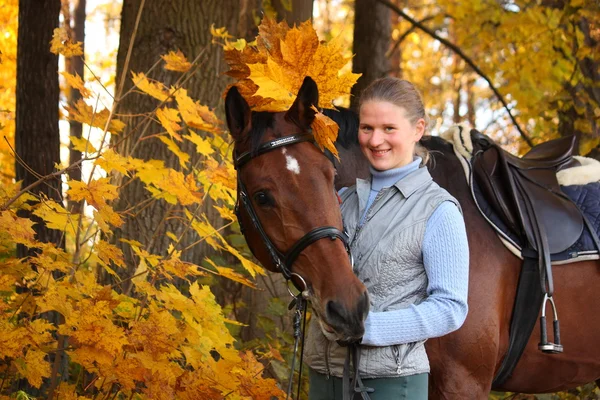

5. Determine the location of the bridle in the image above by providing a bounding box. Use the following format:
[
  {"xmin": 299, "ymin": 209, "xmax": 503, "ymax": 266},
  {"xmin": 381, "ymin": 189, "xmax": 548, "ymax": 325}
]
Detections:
[
  {"xmin": 234, "ymin": 132, "xmax": 351, "ymax": 289},
  {"xmin": 234, "ymin": 131, "xmax": 353, "ymax": 399}
]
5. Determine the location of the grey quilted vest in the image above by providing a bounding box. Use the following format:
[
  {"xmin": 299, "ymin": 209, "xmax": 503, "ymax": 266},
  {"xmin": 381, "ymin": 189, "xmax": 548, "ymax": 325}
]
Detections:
[{"xmin": 304, "ymin": 166, "xmax": 459, "ymax": 378}]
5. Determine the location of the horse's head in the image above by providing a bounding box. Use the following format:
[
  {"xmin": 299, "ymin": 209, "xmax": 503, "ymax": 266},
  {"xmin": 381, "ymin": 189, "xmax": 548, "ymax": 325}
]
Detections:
[{"xmin": 225, "ymin": 77, "xmax": 368, "ymax": 342}]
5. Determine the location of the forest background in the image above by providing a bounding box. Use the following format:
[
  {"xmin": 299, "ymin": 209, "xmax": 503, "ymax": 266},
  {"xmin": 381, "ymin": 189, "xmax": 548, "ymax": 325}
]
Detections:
[{"xmin": 0, "ymin": 0, "xmax": 599, "ymax": 399}]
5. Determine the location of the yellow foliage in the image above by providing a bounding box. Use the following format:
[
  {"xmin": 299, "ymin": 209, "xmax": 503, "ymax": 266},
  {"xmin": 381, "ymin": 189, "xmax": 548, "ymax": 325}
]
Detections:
[
  {"xmin": 0, "ymin": 0, "xmax": 17, "ymax": 183},
  {"xmin": 65, "ymin": 99, "xmax": 126, "ymax": 134},
  {"xmin": 221, "ymin": 17, "xmax": 360, "ymax": 111},
  {"xmin": 311, "ymin": 106, "xmax": 340, "ymax": 159},
  {"xmin": 0, "ymin": 34, "xmax": 285, "ymax": 399},
  {"xmin": 14, "ymin": 349, "xmax": 51, "ymax": 388},
  {"xmin": 156, "ymin": 107, "xmax": 183, "ymax": 141},
  {"xmin": 61, "ymin": 71, "xmax": 92, "ymax": 98},
  {"xmin": 50, "ymin": 27, "xmax": 83, "ymax": 57},
  {"xmin": 0, "ymin": 210, "xmax": 38, "ymax": 248},
  {"xmin": 67, "ymin": 177, "xmax": 119, "ymax": 209},
  {"xmin": 175, "ymin": 89, "xmax": 224, "ymax": 133},
  {"xmin": 131, "ymin": 72, "xmax": 173, "ymax": 102},
  {"xmin": 161, "ymin": 50, "xmax": 192, "ymax": 72},
  {"xmin": 69, "ymin": 136, "xmax": 98, "ymax": 154}
]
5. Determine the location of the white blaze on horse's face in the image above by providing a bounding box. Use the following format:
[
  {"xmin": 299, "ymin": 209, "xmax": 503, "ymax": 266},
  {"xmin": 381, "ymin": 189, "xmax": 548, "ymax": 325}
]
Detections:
[{"xmin": 282, "ymin": 148, "xmax": 301, "ymax": 175}]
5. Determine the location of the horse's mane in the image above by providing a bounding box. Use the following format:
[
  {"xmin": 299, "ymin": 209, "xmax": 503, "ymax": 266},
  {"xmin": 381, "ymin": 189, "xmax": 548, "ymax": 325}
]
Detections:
[
  {"xmin": 323, "ymin": 107, "xmax": 359, "ymax": 149},
  {"xmin": 247, "ymin": 111, "xmax": 274, "ymax": 154}
]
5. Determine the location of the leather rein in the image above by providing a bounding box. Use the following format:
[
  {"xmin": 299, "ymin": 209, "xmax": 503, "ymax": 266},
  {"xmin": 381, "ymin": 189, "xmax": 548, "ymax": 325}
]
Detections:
[{"xmin": 234, "ymin": 132, "xmax": 352, "ymax": 399}]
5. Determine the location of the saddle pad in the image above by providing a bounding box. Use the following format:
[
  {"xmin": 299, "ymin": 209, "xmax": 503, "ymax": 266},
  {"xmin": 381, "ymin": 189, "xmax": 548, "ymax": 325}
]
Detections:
[{"xmin": 471, "ymin": 168, "xmax": 600, "ymax": 263}]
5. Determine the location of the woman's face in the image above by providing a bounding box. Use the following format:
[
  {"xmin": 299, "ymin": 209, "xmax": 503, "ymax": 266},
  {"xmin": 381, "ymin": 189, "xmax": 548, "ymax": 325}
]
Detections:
[{"xmin": 358, "ymin": 100, "xmax": 425, "ymax": 171}]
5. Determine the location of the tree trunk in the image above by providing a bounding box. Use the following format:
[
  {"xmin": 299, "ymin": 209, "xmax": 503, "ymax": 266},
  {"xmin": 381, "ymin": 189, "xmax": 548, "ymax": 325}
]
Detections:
[
  {"xmin": 15, "ymin": 0, "xmax": 62, "ymax": 256},
  {"xmin": 350, "ymin": 0, "xmax": 391, "ymax": 110},
  {"xmin": 66, "ymin": 0, "xmax": 86, "ymax": 214},
  {"xmin": 271, "ymin": 0, "xmax": 313, "ymax": 23},
  {"xmin": 112, "ymin": 0, "xmax": 259, "ymax": 292}
]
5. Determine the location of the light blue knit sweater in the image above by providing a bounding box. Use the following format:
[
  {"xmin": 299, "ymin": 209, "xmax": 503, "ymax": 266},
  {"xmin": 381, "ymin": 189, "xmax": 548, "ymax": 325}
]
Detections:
[{"xmin": 355, "ymin": 159, "xmax": 469, "ymax": 347}]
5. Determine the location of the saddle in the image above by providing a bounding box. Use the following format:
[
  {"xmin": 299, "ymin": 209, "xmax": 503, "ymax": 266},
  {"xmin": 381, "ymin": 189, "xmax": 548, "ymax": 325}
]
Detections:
[
  {"xmin": 472, "ymin": 132, "xmax": 583, "ymax": 259},
  {"xmin": 470, "ymin": 131, "xmax": 585, "ymax": 387}
]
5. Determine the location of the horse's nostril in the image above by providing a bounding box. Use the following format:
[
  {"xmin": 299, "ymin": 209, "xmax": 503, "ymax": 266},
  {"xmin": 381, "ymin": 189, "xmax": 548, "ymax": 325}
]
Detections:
[
  {"xmin": 326, "ymin": 299, "xmax": 347, "ymax": 327},
  {"xmin": 359, "ymin": 291, "xmax": 370, "ymax": 320}
]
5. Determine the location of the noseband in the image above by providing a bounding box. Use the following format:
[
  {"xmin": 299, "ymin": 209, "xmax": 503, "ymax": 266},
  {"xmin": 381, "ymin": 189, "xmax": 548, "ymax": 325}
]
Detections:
[{"xmin": 234, "ymin": 132, "xmax": 351, "ymax": 290}]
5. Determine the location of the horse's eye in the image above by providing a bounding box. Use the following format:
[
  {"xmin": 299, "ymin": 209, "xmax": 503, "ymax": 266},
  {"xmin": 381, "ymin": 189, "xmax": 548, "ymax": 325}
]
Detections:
[{"xmin": 253, "ymin": 191, "xmax": 273, "ymax": 207}]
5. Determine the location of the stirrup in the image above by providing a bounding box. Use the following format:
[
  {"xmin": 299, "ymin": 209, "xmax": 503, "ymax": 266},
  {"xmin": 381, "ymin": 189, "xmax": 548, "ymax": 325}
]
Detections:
[{"xmin": 538, "ymin": 294, "xmax": 563, "ymax": 354}]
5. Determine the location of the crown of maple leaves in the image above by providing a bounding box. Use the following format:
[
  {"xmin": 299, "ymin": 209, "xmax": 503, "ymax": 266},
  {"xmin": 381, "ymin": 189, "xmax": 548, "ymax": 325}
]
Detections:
[{"xmin": 220, "ymin": 17, "xmax": 361, "ymax": 158}]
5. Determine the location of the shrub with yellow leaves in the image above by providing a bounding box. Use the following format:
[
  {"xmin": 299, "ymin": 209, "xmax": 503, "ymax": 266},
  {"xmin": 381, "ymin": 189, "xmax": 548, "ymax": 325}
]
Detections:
[{"xmin": 0, "ymin": 25, "xmax": 286, "ymax": 400}]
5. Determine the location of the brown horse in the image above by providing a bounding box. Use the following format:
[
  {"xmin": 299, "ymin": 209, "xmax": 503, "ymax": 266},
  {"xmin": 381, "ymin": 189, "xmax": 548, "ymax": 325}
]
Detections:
[
  {"xmin": 226, "ymin": 77, "xmax": 600, "ymax": 398},
  {"xmin": 224, "ymin": 77, "xmax": 369, "ymax": 344}
]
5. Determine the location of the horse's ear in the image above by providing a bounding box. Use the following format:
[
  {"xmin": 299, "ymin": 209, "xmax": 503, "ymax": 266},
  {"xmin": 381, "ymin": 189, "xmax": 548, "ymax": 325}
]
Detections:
[
  {"xmin": 286, "ymin": 76, "xmax": 319, "ymax": 129},
  {"xmin": 225, "ymin": 85, "xmax": 251, "ymax": 141}
]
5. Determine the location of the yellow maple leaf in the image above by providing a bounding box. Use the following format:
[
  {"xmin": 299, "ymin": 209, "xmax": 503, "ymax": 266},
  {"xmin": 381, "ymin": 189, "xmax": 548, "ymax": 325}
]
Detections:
[
  {"xmin": 311, "ymin": 106, "xmax": 340, "ymax": 160},
  {"xmin": 69, "ymin": 136, "xmax": 97, "ymax": 153},
  {"xmin": 32, "ymin": 198, "xmax": 79, "ymax": 237},
  {"xmin": 131, "ymin": 72, "xmax": 172, "ymax": 102},
  {"xmin": 65, "ymin": 99, "xmax": 126, "ymax": 134},
  {"xmin": 0, "ymin": 210, "xmax": 38, "ymax": 247},
  {"xmin": 213, "ymin": 205, "xmax": 236, "ymax": 221},
  {"xmin": 247, "ymin": 57, "xmax": 296, "ymax": 107},
  {"xmin": 61, "ymin": 71, "xmax": 92, "ymax": 98},
  {"xmin": 204, "ymin": 258, "xmax": 257, "ymax": 288},
  {"xmin": 96, "ymin": 240, "xmax": 125, "ymax": 269},
  {"xmin": 94, "ymin": 205, "xmax": 123, "ymax": 233},
  {"xmin": 185, "ymin": 131, "xmax": 214, "ymax": 157},
  {"xmin": 156, "ymin": 107, "xmax": 183, "ymax": 141},
  {"xmin": 67, "ymin": 178, "xmax": 118, "ymax": 209},
  {"xmin": 162, "ymin": 50, "xmax": 192, "ymax": 72},
  {"xmin": 14, "ymin": 348, "xmax": 51, "ymax": 388},
  {"xmin": 50, "ymin": 27, "xmax": 83, "ymax": 57},
  {"xmin": 158, "ymin": 135, "xmax": 190, "ymax": 167},
  {"xmin": 223, "ymin": 17, "xmax": 362, "ymax": 110},
  {"xmin": 175, "ymin": 89, "xmax": 223, "ymax": 132},
  {"xmin": 94, "ymin": 148, "xmax": 131, "ymax": 175}
]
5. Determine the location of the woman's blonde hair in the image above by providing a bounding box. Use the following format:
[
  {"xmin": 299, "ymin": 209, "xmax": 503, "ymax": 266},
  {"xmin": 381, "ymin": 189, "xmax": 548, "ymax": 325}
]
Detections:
[{"xmin": 359, "ymin": 77, "xmax": 430, "ymax": 165}]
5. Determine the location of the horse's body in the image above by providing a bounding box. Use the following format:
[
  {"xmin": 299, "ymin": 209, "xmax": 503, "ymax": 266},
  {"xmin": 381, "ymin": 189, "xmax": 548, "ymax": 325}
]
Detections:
[
  {"xmin": 226, "ymin": 76, "xmax": 600, "ymax": 398},
  {"xmin": 329, "ymin": 109, "xmax": 600, "ymax": 397}
]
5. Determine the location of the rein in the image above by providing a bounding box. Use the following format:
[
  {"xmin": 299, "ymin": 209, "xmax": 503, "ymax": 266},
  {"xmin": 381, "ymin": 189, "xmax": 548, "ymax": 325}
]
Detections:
[{"xmin": 234, "ymin": 132, "xmax": 354, "ymax": 399}]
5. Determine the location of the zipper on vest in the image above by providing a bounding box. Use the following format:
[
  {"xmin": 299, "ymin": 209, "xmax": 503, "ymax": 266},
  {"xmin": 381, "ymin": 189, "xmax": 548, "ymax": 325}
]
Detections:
[
  {"xmin": 351, "ymin": 189, "xmax": 387, "ymax": 250},
  {"xmin": 325, "ymin": 340, "xmax": 331, "ymax": 379}
]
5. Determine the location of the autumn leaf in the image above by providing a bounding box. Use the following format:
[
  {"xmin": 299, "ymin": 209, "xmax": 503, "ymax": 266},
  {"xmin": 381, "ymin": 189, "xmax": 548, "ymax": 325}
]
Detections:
[
  {"xmin": 0, "ymin": 210, "xmax": 38, "ymax": 247},
  {"xmin": 69, "ymin": 136, "xmax": 97, "ymax": 153},
  {"xmin": 223, "ymin": 17, "xmax": 361, "ymax": 111},
  {"xmin": 158, "ymin": 135, "xmax": 190, "ymax": 167},
  {"xmin": 156, "ymin": 107, "xmax": 183, "ymax": 141},
  {"xmin": 185, "ymin": 131, "xmax": 215, "ymax": 157},
  {"xmin": 131, "ymin": 72, "xmax": 172, "ymax": 102},
  {"xmin": 61, "ymin": 71, "xmax": 92, "ymax": 98},
  {"xmin": 175, "ymin": 89, "xmax": 223, "ymax": 132},
  {"xmin": 50, "ymin": 27, "xmax": 83, "ymax": 57},
  {"xmin": 14, "ymin": 349, "xmax": 51, "ymax": 388},
  {"xmin": 162, "ymin": 50, "xmax": 192, "ymax": 72},
  {"xmin": 96, "ymin": 240, "xmax": 125, "ymax": 269},
  {"xmin": 94, "ymin": 148, "xmax": 131, "ymax": 175},
  {"xmin": 65, "ymin": 99, "xmax": 125, "ymax": 134},
  {"xmin": 32, "ymin": 198, "xmax": 79, "ymax": 237},
  {"xmin": 311, "ymin": 106, "xmax": 339, "ymax": 160},
  {"xmin": 204, "ymin": 258, "xmax": 257, "ymax": 288},
  {"xmin": 67, "ymin": 177, "xmax": 118, "ymax": 209}
]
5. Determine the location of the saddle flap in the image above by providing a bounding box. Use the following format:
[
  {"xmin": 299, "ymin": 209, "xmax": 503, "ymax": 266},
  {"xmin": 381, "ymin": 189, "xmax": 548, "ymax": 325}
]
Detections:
[
  {"xmin": 473, "ymin": 147, "xmax": 522, "ymax": 235},
  {"xmin": 513, "ymin": 169, "xmax": 583, "ymax": 253}
]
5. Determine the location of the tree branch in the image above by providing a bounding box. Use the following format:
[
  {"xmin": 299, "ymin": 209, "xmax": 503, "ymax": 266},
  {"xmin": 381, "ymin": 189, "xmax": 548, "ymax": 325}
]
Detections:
[{"xmin": 375, "ymin": 0, "xmax": 533, "ymax": 148}]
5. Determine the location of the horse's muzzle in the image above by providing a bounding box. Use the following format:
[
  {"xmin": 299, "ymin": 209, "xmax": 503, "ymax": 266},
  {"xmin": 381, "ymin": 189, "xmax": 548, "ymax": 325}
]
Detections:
[{"xmin": 323, "ymin": 290, "xmax": 370, "ymax": 342}]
